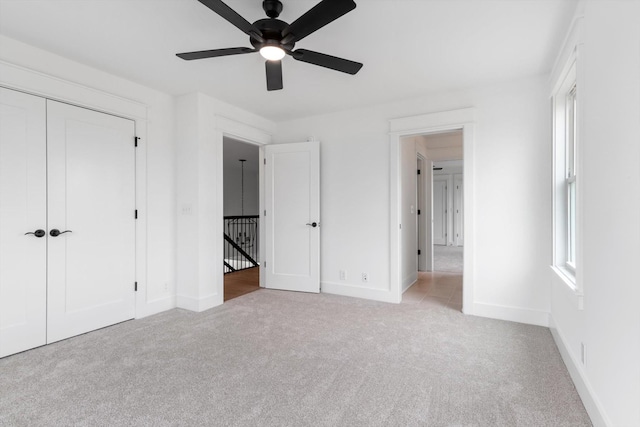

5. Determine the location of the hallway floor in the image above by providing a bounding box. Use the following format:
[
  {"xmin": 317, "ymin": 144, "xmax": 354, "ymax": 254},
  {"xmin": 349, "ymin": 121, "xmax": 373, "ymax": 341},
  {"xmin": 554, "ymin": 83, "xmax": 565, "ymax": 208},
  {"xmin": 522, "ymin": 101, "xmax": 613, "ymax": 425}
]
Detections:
[
  {"xmin": 402, "ymin": 271, "xmax": 463, "ymax": 311},
  {"xmin": 224, "ymin": 267, "xmax": 260, "ymax": 302}
]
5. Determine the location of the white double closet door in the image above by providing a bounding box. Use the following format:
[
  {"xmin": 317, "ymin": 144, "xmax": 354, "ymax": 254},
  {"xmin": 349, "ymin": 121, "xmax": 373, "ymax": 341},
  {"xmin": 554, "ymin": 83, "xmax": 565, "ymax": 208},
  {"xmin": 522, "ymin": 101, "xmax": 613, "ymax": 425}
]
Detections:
[{"xmin": 0, "ymin": 88, "xmax": 135, "ymax": 358}]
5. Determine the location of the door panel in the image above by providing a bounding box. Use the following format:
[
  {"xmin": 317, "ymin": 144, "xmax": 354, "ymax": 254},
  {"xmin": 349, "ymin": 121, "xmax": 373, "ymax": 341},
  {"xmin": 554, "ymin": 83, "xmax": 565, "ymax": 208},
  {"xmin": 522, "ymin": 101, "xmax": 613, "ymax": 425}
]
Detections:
[
  {"xmin": 454, "ymin": 174, "xmax": 464, "ymax": 246},
  {"xmin": 433, "ymin": 178, "xmax": 447, "ymax": 246},
  {"xmin": 0, "ymin": 88, "xmax": 47, "ymax": 357},
  {"xmin": 46, "ymin": 101, "xmax": 135, "ymax": 343},
  {"xmin": 264, "ymin": 142, "xmax": 319, "ymax": 293}
]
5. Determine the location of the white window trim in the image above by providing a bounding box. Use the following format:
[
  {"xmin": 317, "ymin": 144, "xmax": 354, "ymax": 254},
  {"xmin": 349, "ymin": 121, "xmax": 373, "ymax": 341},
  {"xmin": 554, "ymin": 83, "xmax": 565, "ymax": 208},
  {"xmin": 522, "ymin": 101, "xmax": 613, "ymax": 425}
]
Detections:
[{"xmin": 552, "ymin": 52, "xmax": 581, "ymax": 297}]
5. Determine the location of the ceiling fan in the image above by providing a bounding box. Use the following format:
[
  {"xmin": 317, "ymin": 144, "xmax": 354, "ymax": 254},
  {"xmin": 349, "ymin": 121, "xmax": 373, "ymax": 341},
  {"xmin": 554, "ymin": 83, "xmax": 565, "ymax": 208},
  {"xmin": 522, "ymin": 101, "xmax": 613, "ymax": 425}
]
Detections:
[{"xmin": 177, "ymin": 0, "xmax": 363, "ymax": 91}]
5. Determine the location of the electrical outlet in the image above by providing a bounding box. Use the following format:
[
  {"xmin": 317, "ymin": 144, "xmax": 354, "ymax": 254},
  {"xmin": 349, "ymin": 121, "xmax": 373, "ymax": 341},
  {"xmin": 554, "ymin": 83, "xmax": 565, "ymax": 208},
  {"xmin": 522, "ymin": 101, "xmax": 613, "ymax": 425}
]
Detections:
[
  {"xmin": 164, "ymin": 282, "xmax": 169, "ymax": 292},
  {"xmin": 361, "ymin": 272, "xmax": 368, "ymax": 283},
  {"xmin": 339, "ymin": 270, "xmax": 347, "ymax": 281}
]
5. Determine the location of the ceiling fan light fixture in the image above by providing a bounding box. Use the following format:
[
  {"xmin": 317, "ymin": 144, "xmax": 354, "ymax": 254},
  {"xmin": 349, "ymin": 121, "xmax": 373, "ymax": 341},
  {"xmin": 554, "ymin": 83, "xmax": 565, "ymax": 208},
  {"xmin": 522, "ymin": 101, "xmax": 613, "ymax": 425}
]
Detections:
[{"xmin": 260, "ymin": 45, "xmax": 285, "ymax": 61}]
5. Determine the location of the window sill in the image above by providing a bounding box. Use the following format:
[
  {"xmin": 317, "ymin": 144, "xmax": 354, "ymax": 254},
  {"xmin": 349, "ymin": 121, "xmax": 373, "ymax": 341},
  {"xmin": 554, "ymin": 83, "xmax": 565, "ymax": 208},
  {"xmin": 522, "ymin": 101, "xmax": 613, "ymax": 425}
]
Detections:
[{"xmin": 550, "ymin": 265, "xmax": 584, "ymax": 310}]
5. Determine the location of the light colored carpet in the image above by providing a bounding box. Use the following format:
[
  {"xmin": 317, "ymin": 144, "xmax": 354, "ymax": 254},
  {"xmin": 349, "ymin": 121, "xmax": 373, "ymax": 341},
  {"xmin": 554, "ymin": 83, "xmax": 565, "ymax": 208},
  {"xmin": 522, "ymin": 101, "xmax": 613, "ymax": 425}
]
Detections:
[
  {"xmin": 434, "ymin": 245, "xmax": 463, "ymax": 273},
  {"xmin": 0, "ymin": 288, "xmax": 590, "ymax": 426}
]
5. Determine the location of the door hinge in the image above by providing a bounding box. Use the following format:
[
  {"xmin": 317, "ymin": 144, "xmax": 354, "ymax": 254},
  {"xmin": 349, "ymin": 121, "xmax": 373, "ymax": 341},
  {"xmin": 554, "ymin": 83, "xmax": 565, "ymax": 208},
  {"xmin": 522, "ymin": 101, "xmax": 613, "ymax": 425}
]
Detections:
[
  {"xmin": 417, "ymin": 169, "xmax": 421, "ymax": 175},
  {"xmin": 418, "ymin": 249, "xmax": 421, "ymax": 255},
  {"xmin": 418, "ymin": 209, "xmax": 421, "ymax": 215},
  {"xmin": 135, "ymin": 209, "xmax": 138, "ymax": 219},
  {"xmin": 134, "ymin": 282, "xmax": 138, "ymax": 292},
  {"xmin": 134, "ymin": 136, "xmax": 140, "ymax": 147},
  {"xmin": 264, "ymin": 158, "xmax": 266, "ymax": 165},
  {"xmin": 264, "ymin": 261, "xmax": 267, "ymax": 268},
  {"xmin": 264, "ymin": 210, "xmax": 267, "ymax": 216}
]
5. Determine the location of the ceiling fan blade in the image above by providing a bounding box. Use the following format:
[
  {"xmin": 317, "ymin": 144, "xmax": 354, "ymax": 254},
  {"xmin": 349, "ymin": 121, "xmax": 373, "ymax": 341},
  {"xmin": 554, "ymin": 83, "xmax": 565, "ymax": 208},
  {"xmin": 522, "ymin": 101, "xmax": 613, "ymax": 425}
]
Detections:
[
  {"xmin": 281, "ymin": 0, "xmax": 356, "ymax": 44},
  {"xmin": 265, "ymin": 60, "xmax": 283, "ymax": 91},
  {"xmin": 176, "ymin": 47, "xmax": 255, "ymax": 60},
  {"xmin": 198, "ymin": 0, "xmax": 263, "ymax": 40},
  {"xmin": 291, "ymin": 49, "xmax": 362, "ymax": 75}
]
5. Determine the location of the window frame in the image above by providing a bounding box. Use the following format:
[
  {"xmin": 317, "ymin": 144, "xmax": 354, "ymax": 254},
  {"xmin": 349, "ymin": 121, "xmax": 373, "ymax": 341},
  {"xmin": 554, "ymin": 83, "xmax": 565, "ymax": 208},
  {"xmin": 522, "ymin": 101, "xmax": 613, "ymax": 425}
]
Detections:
[
  {"xmin": 552, "ymin": 56, "xmax": 579, "ymax": 289},
  {"xmin": 565, "ymin": 84, "xmax": 577, "ymax": 274}
]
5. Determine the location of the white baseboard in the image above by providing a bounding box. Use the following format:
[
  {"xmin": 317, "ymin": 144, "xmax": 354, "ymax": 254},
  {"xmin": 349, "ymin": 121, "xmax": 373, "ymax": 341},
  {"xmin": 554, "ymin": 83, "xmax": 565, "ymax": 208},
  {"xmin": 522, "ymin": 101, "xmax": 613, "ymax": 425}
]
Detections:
[
  {"xmin": 549, "ymin": 316, "xmax": 610, "ymax": 427},
  {"xmin": 402, "ymin": 274, "xmax": 417, "ymax": 293},
  {"xmin": 321, "ymin": 281, "xmax": 399, "ymax": 303},
  {"xmin": 176, "ymin": 293, "xmax": 221, "ymax": 312},
  {"xmin": 136, "ymin": 295, "xmax": 176, "ymax": 319},
  {"xmin": 472, "ymin": 302, "xmax": 550, "ymax": 327}
]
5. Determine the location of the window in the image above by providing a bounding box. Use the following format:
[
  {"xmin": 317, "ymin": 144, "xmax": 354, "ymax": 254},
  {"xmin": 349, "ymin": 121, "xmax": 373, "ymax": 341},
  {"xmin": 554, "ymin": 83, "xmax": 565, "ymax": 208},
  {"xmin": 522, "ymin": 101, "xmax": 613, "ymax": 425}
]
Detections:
[
  {"xmin": 566, "ymin": 84, "xmax": 577, "ymax": 271},
  {"xmin": 552, "ymin": 59, "xmax": 578, "ymax": 285}
]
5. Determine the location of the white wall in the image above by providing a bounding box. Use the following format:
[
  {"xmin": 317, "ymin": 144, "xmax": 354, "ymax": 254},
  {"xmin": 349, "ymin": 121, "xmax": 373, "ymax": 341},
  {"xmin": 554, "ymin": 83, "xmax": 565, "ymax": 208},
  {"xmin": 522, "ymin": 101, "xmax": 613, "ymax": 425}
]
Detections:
[
  {"xmin": 175, "ymin": 92, "xmax": 274, "ymax": 312},
  {"xmin": 433, "ymin": 160, "xmax": 464, "ymax": 175},
  {"xmin": 273, "ymin": 74, "xmax": 552, "ymax": 322},
  {"xmin": 549, "ymin": 2, "xmax": 640, "ymax": 426},
  {"xmin": 0, "ymin": 35, "xmax": 176, "ymax": 317}
]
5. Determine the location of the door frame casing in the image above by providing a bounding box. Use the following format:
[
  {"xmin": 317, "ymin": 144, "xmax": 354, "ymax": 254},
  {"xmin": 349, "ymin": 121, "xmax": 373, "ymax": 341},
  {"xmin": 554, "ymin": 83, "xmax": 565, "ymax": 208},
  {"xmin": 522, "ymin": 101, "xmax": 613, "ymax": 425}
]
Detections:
[
  {"xmin": 212, "ymin": 118, "xmax": 271, "ymax": 293},
  {"xmin": 389, "ymin": 108, "xmax": 475, "ymax": 312}
]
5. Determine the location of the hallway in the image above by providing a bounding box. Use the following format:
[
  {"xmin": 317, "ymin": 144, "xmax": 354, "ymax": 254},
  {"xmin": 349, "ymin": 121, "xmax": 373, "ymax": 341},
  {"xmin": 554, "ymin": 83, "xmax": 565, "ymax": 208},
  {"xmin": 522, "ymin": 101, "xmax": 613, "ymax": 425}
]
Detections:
[{"xmin": 402, "ymin": 271, "xmax": 462, "ymax": 311}]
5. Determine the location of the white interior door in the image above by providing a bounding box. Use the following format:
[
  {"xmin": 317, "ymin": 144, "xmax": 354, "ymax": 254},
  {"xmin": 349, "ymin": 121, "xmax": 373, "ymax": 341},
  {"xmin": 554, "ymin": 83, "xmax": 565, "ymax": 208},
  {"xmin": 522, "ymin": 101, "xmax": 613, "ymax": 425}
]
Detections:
[
  {"xmin": 417, "ymin": 156, "xmax": 426, "ymax": 271},
  {"xmin": 0, "ymin": 88, "xmax": 47, "ymax": 357},
  {"xmin": 264, "ymin": 141, "xmax": 320, "ymax": 293},
  {"xmin": 433, "ymin": 177, "xmax": 447, "ymax": 245},
  {"xmin": 46, "ymin": 100, "xmax": 136, "ymax": 343},
  {"xmin": 454, "ymin": 174, "xmax": 464, "ymax": 246}
]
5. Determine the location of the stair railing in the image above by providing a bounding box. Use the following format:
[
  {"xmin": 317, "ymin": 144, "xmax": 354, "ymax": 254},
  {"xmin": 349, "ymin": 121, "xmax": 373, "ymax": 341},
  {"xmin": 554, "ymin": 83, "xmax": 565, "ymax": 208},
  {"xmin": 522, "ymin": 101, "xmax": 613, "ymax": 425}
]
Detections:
[{"xmin": 224, "ymin": 215, "xmax": 259, "ymax": 273}]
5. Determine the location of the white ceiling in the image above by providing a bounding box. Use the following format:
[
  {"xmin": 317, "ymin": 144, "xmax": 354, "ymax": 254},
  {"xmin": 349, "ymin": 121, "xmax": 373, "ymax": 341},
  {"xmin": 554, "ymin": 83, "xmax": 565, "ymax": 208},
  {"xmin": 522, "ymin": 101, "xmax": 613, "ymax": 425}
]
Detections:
[{"xmin": 0, "ymin": 0, "xmax": 577, "ymax": 122}]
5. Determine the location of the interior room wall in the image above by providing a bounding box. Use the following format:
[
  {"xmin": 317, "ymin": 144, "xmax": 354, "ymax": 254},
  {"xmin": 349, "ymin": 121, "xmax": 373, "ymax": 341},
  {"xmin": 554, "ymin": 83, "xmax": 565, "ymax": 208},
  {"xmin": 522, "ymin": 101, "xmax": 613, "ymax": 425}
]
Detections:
[
  {"xmin": 549, "ymin": 1, "xmax": 640, "ymax": 425},
  {"xmin": 273, "ymin": 74, "xmax": 552, "ymax": 322},
  {"xmin": 175, "ymin": 92, "xmax": 274, "ymax": 312},
  {"xmin": 0, "ymin": 35, "xmax": 176, "ymax": 317},
  {"xmin": 433, "ymin": 160, "xmax": 463, "ymax": 175}
]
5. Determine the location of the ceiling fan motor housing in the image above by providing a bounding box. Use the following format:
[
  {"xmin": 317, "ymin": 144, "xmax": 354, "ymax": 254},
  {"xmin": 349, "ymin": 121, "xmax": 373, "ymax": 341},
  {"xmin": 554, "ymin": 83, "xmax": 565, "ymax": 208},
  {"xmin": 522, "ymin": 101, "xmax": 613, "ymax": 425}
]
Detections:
[
  {"xmin": 262, "ymin": 0, "xmax": 283, "ymax": 18},
  {"xmin": 250, "ymin": 18, "xmax": 294, "ymax": 51}
]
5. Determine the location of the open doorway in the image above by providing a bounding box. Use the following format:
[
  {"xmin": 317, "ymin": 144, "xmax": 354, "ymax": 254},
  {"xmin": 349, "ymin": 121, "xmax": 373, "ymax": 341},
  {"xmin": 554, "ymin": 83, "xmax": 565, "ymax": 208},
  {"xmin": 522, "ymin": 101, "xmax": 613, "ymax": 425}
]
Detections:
[
  {"xmin": 223, "ymin": 137, "xmax": 260, "ymax": 301},
  {"xmin": 401, "ymin": 130, "xmax": 464, "ymax": 310}
]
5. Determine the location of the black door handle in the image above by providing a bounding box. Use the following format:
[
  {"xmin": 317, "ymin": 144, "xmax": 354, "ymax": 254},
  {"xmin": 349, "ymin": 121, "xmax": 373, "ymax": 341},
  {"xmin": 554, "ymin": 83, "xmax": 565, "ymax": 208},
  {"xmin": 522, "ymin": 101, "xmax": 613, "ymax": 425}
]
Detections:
[
  {"xmin": 50, "ymin": 229, "xmax": 72, "ymax": 237},
  {"xmin": 305, "ymin": 222, "xmax": 319, "ymax": 228},
  {"xmin": 24, "ymin": 229, "xmax": 46, "ymax": 238}
]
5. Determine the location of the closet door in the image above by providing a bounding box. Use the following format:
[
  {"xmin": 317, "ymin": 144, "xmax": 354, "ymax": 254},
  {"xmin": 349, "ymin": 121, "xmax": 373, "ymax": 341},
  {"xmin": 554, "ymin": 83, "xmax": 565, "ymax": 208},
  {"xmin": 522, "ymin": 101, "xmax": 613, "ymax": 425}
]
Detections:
[
  {"xmin": 46, "ymin": 101, "xmax": 136, "ymax": 343},
  {"xmin": 0, "ymin": 88, "xmax": 47, "ymax": 358}
]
